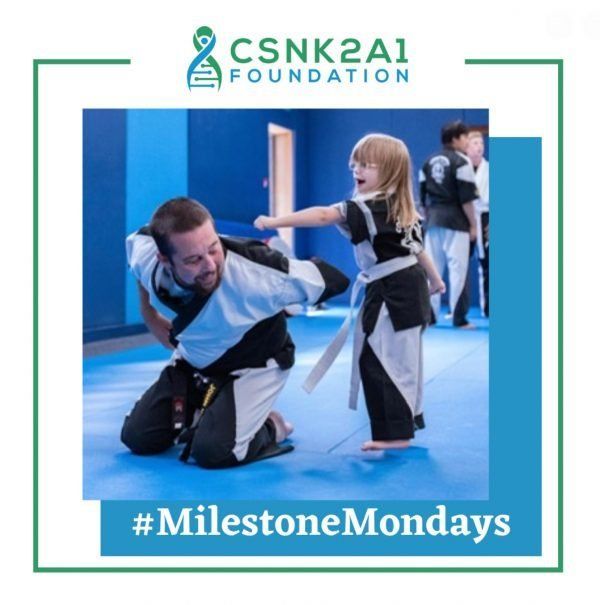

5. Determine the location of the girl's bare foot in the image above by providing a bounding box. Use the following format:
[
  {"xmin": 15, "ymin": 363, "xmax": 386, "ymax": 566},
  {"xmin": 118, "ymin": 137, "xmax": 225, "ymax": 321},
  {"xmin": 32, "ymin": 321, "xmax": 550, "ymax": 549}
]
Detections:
[
  {"xmin": 267, "ymin": 410, "xmax": 294, "ymax": 442},
  {"xmin": 361, "ymin": 439, "xmax": 411, "ymax": 451}
]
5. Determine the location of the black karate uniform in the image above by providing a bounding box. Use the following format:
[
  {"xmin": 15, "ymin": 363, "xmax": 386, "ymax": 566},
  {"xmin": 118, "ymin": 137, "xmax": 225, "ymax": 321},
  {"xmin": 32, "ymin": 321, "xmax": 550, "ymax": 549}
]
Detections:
[{"xmin": 121, "ymin": 231, "xmax": 349, "ymax": 468}]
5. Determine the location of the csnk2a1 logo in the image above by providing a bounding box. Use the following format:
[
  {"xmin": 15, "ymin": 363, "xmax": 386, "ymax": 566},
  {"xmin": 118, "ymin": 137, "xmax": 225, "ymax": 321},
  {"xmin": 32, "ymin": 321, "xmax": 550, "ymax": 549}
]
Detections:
[
  {"xmin": 187, "ymin": 26, "xmax": 223, "ymax": 90},
  {"xmin": 187, "ymin": 26, "xmax": 409, "ymax": 92}
]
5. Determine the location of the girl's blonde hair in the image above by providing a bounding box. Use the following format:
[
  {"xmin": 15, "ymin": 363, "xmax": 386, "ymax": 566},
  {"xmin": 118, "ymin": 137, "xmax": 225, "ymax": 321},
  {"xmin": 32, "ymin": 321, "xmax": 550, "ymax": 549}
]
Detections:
[{"xmin": 350, "ymin": 133, "xmax": 419, "ymax": 228}]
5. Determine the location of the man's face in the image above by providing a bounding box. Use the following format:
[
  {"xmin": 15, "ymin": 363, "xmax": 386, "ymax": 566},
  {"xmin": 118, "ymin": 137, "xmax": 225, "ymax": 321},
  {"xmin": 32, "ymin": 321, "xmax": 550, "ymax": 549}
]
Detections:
[
  {"xmin": 453, "ymin": 133, "xmax": 470, "ymax": 153},
  {"xmin": 161, "ymin": 221, "xmax": 225, "ymax": 295},
  {"xmin": 467, "ymin": 135, "xmax": 485, "ymax": 164}
]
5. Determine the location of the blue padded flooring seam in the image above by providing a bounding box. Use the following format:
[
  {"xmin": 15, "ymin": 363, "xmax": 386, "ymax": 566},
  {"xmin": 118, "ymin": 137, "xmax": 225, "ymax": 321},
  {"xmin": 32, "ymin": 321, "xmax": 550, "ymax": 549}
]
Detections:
[{"xmin": 326, "ymin": 423, "xmax": 370, "ymax": 454}]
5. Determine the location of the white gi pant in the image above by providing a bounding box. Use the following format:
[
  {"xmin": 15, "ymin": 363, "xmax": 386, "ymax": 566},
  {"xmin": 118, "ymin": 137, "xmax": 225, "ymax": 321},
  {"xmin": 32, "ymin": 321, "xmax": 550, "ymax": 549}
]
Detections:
[
  {"xmin": 229, "ymin": 360, "xmax": 290, "ymax": 461},
  {"xmin": 425, "ymin": 226, "xmax": 470, "ymax": 320}
]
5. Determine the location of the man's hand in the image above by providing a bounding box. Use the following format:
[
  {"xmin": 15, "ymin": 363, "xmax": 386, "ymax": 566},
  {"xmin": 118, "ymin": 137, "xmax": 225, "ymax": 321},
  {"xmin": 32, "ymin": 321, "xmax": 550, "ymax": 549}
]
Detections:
[
  {"xmin": 429, "ymin": 278, "xmax": 446, "ymax": 295},
  {"xmin": 462, "ymin": 201, "xmax": 477, "ymax": 242},
  {"xmin": 145, "ymin": 311, "xmax": 175, "ymax": 350},
  {"xmin": 254, "ymin": 215, "xmax": 276, "ymax": 231}
]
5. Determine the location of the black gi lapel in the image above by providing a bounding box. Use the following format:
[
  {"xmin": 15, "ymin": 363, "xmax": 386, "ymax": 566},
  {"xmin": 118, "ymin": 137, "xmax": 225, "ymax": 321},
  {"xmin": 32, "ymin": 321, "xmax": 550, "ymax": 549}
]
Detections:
[
  {"xmin": 149, "ymin": 261, "xmax": 212, "ymax": 343},
  {"xmin": 170, "ymin": 292, "xmax": 212, "ymax": 339}
]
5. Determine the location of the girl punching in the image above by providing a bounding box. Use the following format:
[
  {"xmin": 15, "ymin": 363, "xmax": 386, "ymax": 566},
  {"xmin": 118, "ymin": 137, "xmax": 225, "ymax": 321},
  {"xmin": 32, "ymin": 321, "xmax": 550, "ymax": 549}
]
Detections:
[{"xmin": 254, "ymin": 134, "xmax": 445, "ymax": 451}]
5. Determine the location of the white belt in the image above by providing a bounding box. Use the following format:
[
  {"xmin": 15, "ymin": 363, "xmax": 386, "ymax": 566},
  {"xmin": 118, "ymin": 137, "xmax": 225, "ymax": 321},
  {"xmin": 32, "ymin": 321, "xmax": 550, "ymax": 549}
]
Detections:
[{"xmin": 302, "ymin": 255, "xmax": 418, "ymax": 409}]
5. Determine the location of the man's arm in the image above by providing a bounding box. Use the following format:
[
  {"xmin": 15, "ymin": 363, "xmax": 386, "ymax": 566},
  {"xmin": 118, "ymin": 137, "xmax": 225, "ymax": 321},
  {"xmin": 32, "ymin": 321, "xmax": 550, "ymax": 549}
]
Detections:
[
  {"xmin": 274, "ymin": 254, "xmax": 350, "ymax": 309},
  {"xmin": 462, "ymin": 200, "xmax": 478, "ymax": 242},
  {"xmin": 455, "ymin": 157, "xmax": 479, "ymax": 242},
  {"xmin": 137, "ymin": 281, "xmax": 175, "ymax": 350}
]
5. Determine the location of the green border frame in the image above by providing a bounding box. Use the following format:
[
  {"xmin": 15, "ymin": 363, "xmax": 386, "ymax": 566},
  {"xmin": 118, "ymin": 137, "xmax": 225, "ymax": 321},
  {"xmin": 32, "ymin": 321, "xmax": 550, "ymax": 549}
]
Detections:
[{"xmin": 32, "ymin": 58, "xmax": 563, "ymax": 573}]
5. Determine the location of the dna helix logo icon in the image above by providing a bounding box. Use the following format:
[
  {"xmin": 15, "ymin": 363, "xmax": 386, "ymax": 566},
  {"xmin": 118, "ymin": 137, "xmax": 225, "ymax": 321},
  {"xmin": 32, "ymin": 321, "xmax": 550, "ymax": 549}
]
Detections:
[{"xmin": 187, "ymin": 26, "xmax": 223, "ymax": 90}]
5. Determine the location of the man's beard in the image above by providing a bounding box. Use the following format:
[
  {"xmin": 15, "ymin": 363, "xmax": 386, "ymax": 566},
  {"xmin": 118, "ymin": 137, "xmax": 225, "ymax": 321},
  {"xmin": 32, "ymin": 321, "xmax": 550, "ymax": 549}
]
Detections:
[
  {"xmin": 172, "ymin": 266, "xmax": 222, "ymax": 296},
  {"xmin": 193, "ymin": 270, "xmax": 222, "ymax": 296}
]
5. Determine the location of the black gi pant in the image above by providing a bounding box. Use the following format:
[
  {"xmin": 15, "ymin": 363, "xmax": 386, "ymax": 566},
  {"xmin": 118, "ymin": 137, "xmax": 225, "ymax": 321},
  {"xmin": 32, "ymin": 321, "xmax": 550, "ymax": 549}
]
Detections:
[
  {"xmin": 453, "ymin": 240, "xmax": 477, "ymax": 326},
  {"xmin": 120, "ymin": 359, "xmax": 285, "ymax": 469},
  {"xmin": 479, "ymin": 211, "xmax": 489, "ymax": 317}
]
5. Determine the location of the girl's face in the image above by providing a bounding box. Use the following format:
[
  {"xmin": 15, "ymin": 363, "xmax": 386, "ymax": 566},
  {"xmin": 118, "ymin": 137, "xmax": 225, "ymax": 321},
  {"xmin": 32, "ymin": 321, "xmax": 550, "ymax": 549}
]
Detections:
[{"xmin": 350, "ymin": 160, "xmax": 381, "ymax": 194}]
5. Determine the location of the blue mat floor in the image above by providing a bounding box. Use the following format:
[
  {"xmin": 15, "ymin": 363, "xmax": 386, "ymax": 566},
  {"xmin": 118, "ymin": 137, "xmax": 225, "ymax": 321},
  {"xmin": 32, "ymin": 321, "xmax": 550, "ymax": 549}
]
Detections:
[{"xmin": 83, "ymin": 306, "xmax": 488, "ymax": 501}]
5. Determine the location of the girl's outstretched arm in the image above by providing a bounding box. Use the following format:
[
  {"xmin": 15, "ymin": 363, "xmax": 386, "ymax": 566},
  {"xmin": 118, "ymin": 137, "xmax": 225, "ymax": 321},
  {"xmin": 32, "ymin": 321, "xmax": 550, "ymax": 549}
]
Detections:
[
  {"xmin": 254, "ymin": 206, "xmax": 343, "ymax": 230},
  {"xmin": 416, "ymin": 250, "xmax": 446, "ymax": 295}
]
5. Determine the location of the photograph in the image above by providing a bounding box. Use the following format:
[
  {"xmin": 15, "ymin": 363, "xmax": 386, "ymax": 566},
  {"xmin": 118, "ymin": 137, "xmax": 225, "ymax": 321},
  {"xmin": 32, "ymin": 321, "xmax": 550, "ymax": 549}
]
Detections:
[{"xmin": 82, "ymin": 108, "xmax": 490, "ymax": 501}]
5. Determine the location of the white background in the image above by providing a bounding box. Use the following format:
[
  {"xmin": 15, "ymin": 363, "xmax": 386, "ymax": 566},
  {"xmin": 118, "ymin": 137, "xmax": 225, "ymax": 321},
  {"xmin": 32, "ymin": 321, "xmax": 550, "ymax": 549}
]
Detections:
[{"xmin": 2, "ymin": 0, "xmax": 597, "ymax": 601}]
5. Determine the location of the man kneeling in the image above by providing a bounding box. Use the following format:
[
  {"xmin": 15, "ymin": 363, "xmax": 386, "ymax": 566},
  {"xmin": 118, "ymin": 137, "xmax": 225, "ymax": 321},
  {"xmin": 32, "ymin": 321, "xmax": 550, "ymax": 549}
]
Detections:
[{"xmin": 121, "ymin": 197, "xmax": 350, "ymax": 468}]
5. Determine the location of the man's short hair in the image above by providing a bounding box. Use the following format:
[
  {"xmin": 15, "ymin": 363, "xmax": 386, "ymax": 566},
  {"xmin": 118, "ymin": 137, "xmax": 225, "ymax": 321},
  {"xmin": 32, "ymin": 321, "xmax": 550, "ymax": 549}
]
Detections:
[
  {"xmin": 441, "ymin": 120, "xmax": 469, "ymax": 145},
  {"xmin": 150, "ymin": 197, "xmax": 214, "ymax": 257}
]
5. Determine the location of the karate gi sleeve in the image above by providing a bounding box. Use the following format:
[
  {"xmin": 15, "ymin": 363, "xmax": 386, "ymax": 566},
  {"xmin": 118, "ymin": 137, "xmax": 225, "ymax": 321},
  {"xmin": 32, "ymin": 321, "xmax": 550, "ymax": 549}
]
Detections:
[
  {"xmin": 474, "ymin": 160, "xmax": 490, "ymax": 212},
  {"xmin": 280, "ymin": 257, "xmax": 350, "ymax": 307},
  {"xmin": 456, "ymin": 159, "xmax": 478, "ymax": 205},
  {"xmin": 332, "ymin": 201, "xmax": 352, "ymax": 240},
  {"xmin": 404, "ymin": 221, "xmax": 425, "ymax": 255},
  {"xmin": 230, "ymin": 238, "xmax": 350, "ymax": 308},
  {"xmin": 125, "ymin": 230, "xmax": 158, "ymax": 292},
  {"xmin": 339, "ymin": 201, "xmax": 370, "ymax": 244}
]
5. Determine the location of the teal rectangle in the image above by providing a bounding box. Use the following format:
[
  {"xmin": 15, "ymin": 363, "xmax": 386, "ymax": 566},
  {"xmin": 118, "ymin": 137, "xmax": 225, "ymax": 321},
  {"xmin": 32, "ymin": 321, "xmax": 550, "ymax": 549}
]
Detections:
[{"xmin": 101, "ymin": 137, "xmax": 542, "ymax": 557}]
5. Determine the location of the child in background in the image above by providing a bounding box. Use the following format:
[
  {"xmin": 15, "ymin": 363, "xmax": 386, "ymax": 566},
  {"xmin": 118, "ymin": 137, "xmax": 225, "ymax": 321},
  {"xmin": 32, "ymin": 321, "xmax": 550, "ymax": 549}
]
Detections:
[{"xmin": 254, "ymin": 134, "xmax": 445, "ymax": 451}]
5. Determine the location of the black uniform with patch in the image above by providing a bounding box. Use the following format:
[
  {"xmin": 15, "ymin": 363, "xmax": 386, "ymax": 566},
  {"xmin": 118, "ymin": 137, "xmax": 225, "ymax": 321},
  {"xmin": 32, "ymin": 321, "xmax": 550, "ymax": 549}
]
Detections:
[{"xmin": 419, "ymin": 148, "xmax": 478, "ymax": 231}]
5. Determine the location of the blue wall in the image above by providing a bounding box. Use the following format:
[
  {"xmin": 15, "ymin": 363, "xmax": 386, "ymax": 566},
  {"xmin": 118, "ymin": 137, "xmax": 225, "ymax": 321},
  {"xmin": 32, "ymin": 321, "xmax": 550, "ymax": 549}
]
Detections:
[
  {"xmin": 125, "ymin": 110, "xmax": 188, "ymax": 324},
  {"xmin": 83, "ymin": 108, "xmax": 488, "ymax": 335},
  {"xmin": 188, "ymin": 109, "xmax": 309, "ymax": 225},
  {"xmin": 83, "ymin": 109, "xmax": 126, "ymax": 332}
]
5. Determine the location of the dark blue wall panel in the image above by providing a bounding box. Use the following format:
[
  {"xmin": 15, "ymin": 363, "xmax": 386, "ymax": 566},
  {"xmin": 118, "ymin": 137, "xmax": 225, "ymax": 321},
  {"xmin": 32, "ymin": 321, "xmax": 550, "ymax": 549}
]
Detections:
[
  {"xmin": 83, "ymin": 108, "xmax": 489, "ymax": 335},
  {"xmin": 83, "ymin": 109, "xmax": 126, "ymax": 332},
  {"xmin": 188, "ymin": 109, "xmax": 309, "ymax": 226}
]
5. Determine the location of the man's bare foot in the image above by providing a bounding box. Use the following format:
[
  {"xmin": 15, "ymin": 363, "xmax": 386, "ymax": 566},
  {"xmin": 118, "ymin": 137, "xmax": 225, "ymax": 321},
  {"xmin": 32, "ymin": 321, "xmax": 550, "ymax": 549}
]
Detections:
[
  {"xmin": 268, "ymin": 410, "xmax": 294, "ymax": 442},
  {"xmin": 457, "ymin": 322, "xmax": 476, "ymax": 330},
  {"xmin": 361, "ymin": 439, "xmax": 411, "ymax": 451}
]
